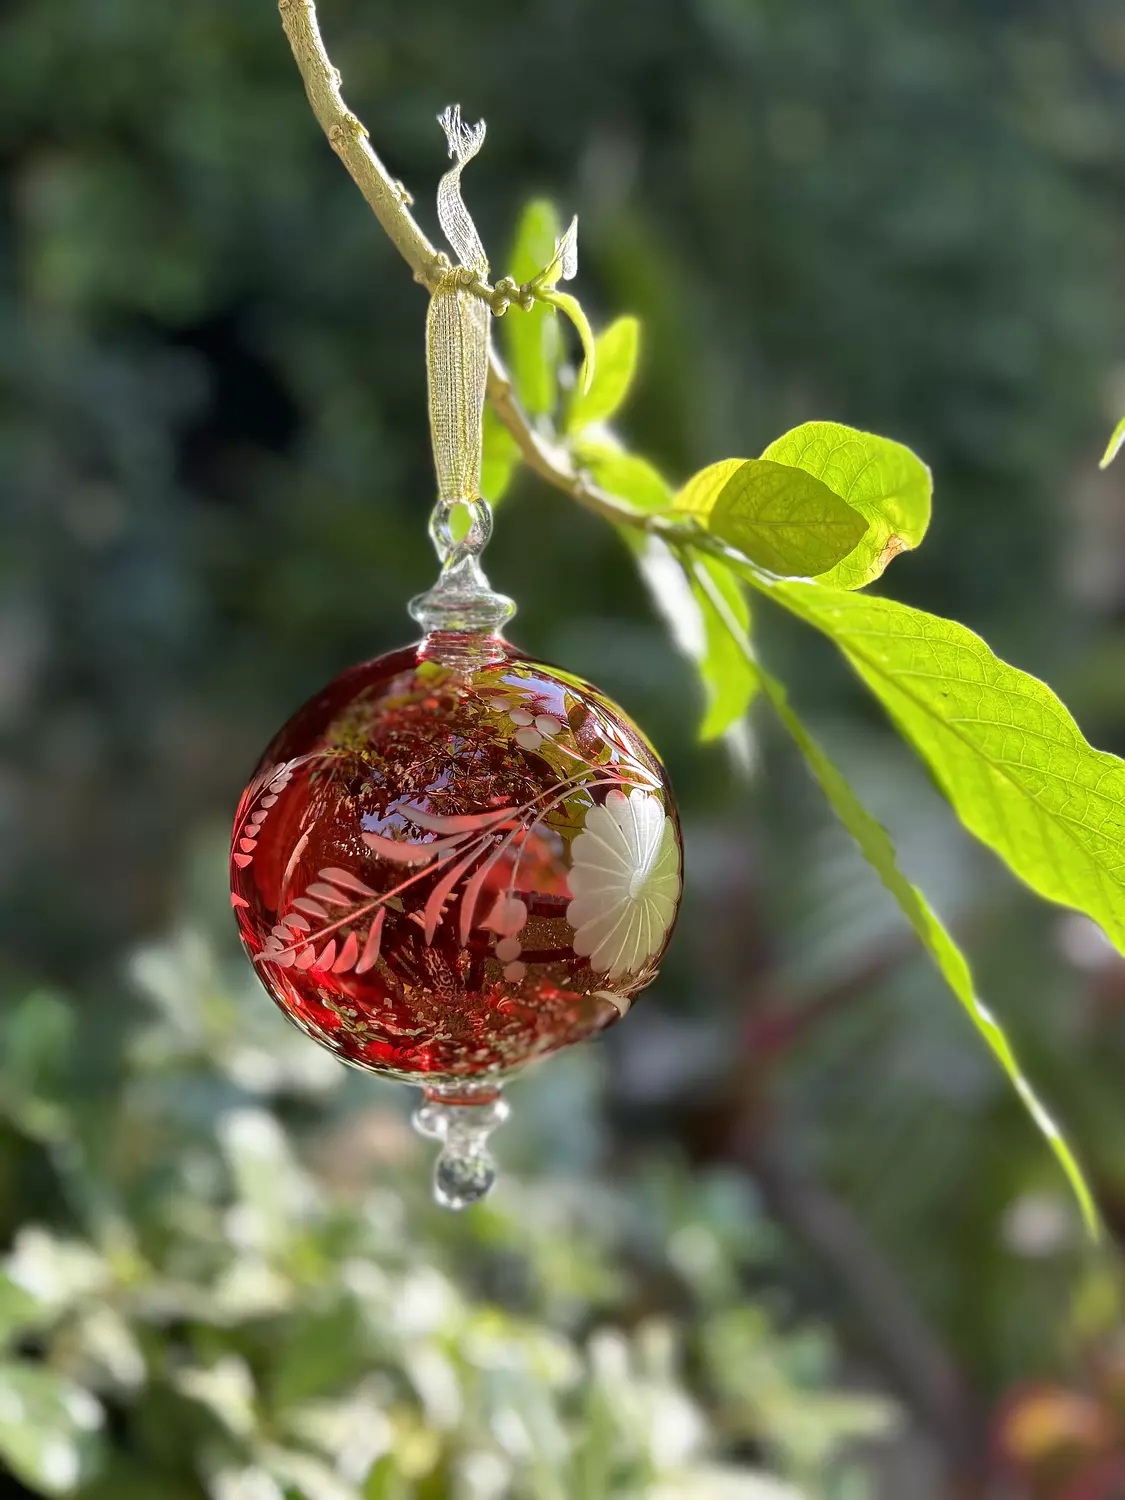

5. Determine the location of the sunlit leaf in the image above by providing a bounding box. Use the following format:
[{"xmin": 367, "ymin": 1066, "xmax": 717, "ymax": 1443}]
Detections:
[
  {"xmin": 480, "ymin": 405, "xmax": 521, "ymax": 505},
  {"xmin": 692, "ymin": 558, "xmax": 759, "ymax": 743},
  {"xmin": 707, "ymin": 460, "xmax": 868, "ymax": 577},
  {"xmin": 70, "ymin": 1306, "xmax": 146, "ymax": 1391},
  {"xmin": 677, "ymin": 458, "xmax": 745, "ymax": 517},
  {"xmin": 690, "ymin": 558, "xmax": 1098, "ymax": 1234},
  {"xmin": 767, "ymin": 581, "xmax": 1125, "ymax": 960},
  {"xmin": 578, "ymin": 443, "xmax": 673, "ymax": 512},
  {"xmin": 760, "ymin": 422, "xmax": 931, "ymax": 589},
  {"xmin": 1100, "ymin": 415, "xmax": 1125, "ymax": 469},
  {"xmin": 565, "ymin": 317, "xmax": 641, "ymax": 433},
  {"xmin": 363, "ymin": 1455, "xmax": 408, "ymax": 1499},
  {"xmin": 504, "ymin": 199, "xmax": 562, "ymax": 416},
  {"xmin": 207, "ymin": 1463, "xmax": 285, "ymax": 1500},
  {"xmin": 260, "ymin": 1445, "xmax": 359, "ymax": 1500},
  {"xmin": 218, "ymin": 1109, "xmax": 319, "ymax": 1251},
  {"xmin": 635, "ymin": 542, "xmax": 757, "ymax": 745},
  {"xmin": 0, "ymin": 1362, "xmax": 104, "ymax": 1496},
  {"xmin": 5, "ymin": 1229, "xmax": 110, "ymax": 1315},
  {"xmin": 539, "ymin": 289, "xmax": 596, "ymax": 394},
  {"xmin": 173, "ymin": 1355, "xmax": 258, "ymax": 1439}
]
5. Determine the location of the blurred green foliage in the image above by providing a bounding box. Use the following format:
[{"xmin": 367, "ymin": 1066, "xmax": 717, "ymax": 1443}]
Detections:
[
  {"xmin": 4, "ymin": 0, "xmax": 1125, "ymax": 1493},
  {"xmin": 0, "ymin": 870, "xmax": 893, "ymax": 1498}
]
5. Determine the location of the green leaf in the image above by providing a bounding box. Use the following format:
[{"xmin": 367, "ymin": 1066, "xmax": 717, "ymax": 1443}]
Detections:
[
  {"xmin": 0, "ymin": 1362, "xmax": 104, "ymax": 1495},
  {"xmin": 260, "ymin": 1445, "xmax": 359, "ymax": 1500},
  {"xmin": 79, "ymin": 1458, "xmax": 200, "ymax": 1500},
  {"xmin": 1100, "ymin": 415, "xmax": 1125, "ymax": 469},
  {"xmin": 0, "ymin": 992, "xmax": 75, "ymax": 1143},
  {"xmin": 677, "ymin": 458, "xmax": 745, "ymax": 517},
  {"xmin": 578, "ymin": 443, "xmax": 673, "ymax": 512},
  {"xmin": 539, "ymin": 289, "xmax": 596, "ymax": 394},
  {"xmin": 504, "ymin": 199, "xmax": 562, "ymax": 416},
  {"xmin": 768, "ymin": 581, "xmax": 1125, "ymax": 956},
  {"xmin": 480, "ymin": 405, "xmax": 521, "ymax": 505},
  {"xmin": 5, "ymin": 1228, "xmax": 111, "ymax": 1315},
  {"xmin": 693, "ymin": 558, "xmax": 759, "ymax": 742},
  {"xmin": 635, "ymin": 541, "xmax": 758, "ymax": 743},
  {"xmin": 689, "ymin": 560, "xmax": 1098, "ymax": 1235},
  {"xmin": 218, "ymin": 1109, "xmax": 318, "ymax": 1252},
  {"xmin": 565, "ymin": 317, "xmax": 641, "ymax": 433},
  {"xmin": 760, "ymin": 422, "xmax": 932, "ymax": 589},
  {"xmin": 364, "ymin": 1455, "xmax": 408, "ymax": 1500},
  {"xmin": 0, "ymin": 1271, "xmax": 49, "ymax": 1350},
  {"xmin": 173, "ymin": 1355, "xmax": 258, "ymax": 1439},
  {"xmin": 707, "ymin": 459, "xmax": 869, "ymax": 577}
]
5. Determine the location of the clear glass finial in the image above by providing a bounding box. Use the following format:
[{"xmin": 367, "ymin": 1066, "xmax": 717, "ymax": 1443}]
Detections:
[
  {"xmin": 408, "ymin": 495, "xmax": 514, "ymax": 638},
  {"xmin": 411, "ymin": 1082, "xmax": 510, "ymax": 1210}
]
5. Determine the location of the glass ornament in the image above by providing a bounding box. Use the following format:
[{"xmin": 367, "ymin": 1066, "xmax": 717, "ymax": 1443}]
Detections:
[
  {"xmin": 230, "ymin": 107, "xmax": 682, "ymax": 1206},
  {"xmin": 230, "ymin": 625, "xmax": 681, "ymax": 1205}
]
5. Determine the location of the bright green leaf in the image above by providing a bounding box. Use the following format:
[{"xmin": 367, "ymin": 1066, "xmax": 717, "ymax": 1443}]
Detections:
[
  {"xmin": 708, "ymin": 459, "xmax": 869, "ymax": 577},
  {"xmin": 690, "ymin": 560, "xmax": 1098, "ymax": 1235},
  {"xmin": 364, "ymin": 1455, "xmax": 408, "ymax": 1500},
  {"xmin": 6, "ymin": 1228, "xmax": 111, "ymax": 1315},
  {"xmin": 173, "ymin": 1355, "xmax": 257, "ymax": 1439},
  {"xmin": 677, "ymin": 458, "xmax": 745, "ymax": 517},
  {"xmin": 578, "ymin": 443, "xmax": 673, "ymax": 513},
  {"xmin": 504, "ymin": 199, "xmax": 562, "ymax": 416},
  {"xmin": 261, "ymin": 1444, "xmax": 359, "ymax": 1500},
  {"xmin": 218, "ymin": 1109, "xmax": 319, "ymax": 1252},
  {"xmin": 635, "ymin": 541, "xmax": 758, "ymax": 744},
  {"xmin": 540, "ymin": 289, "xmax": 596, "ymax": 394},
  {"xmin": 1100, "ymin": 415, "xmax": 1125, "ymax": 469},
  {"xmin": 761, "ymin": 422, "xmax": 931, "ymax": 589},
  {"xmin": 769, "ymin": 580, "xmax": 1125, "ymax": 956},
  {"xmin": 565, "ymin": 317, "xmax": 641, "ymax": 433},
  {"xmin": 692, "ymin": 557, "xmax": 758, "ymax": 742},
  {"xmin": 0, "ymin": 1362, "xmax": 104, "ymax": 1495},
  {"xmin": 480, "ymin": 405, "xmax": 521, "ymax": 505},
  {"xmin": 762, "ymin": 671, "xmax": 1097, "ymax": 1237}
]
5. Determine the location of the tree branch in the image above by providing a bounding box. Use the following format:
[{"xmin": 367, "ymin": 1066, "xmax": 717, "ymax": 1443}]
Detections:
[
  {"xmin": 276, "ymin": 0, "xmax": 655, "ymax": 534},
  {"xmin": 277, "ymin": 0, "xmax": 442, "ymax": 286}
]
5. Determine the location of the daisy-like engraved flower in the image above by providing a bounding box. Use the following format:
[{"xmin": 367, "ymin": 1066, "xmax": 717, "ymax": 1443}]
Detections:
[{"xmin": 566, "ymin": 787, "xmax": 680, "ymax": 980}]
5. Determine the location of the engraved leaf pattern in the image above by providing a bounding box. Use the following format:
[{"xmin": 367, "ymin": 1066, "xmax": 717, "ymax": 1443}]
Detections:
[
  {"xmin": 231, "ymin": 759, "xmax": 303, "ymax": 869},
  {"xmin": 253, "ymin": 697, "xmax": 668, "ymax": 980}
]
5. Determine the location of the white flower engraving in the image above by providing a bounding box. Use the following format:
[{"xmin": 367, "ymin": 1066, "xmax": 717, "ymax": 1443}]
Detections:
[{"xmin": 566, "ymin": 788, "xmax": 680, "ymax": 979}]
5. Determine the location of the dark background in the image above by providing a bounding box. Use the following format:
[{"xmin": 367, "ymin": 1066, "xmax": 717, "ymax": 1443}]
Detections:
[{"xmin": 4, "ymin": 0, "xmax": 1125, "ymax": 1495}]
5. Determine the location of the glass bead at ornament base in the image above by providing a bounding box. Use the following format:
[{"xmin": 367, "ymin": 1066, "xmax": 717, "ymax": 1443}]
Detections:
[{"xmin": 230, "ymin": 633, "xmax": 682, "ymax": 1206}]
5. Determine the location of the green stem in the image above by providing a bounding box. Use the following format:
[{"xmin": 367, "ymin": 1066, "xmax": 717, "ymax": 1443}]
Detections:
[{"xmin": 687, "ymin": 550, "xmax": 1099, "ymax": 1237}]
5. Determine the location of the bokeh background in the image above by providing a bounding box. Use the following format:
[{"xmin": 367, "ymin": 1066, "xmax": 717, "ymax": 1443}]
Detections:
[{"xmin": 3, "ymin": 0, "xmax": 1125, "ymax": 1495}]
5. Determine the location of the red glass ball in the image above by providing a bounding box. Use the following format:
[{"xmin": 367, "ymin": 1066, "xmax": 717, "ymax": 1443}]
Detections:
[{"xmin": 230, "ymin": 636, "xmax": 682, "ymax": 1088}]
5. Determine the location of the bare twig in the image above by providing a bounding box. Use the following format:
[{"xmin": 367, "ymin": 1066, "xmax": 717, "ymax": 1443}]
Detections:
[
  {"xmin": 276, "ymin": 0, "xmax": 656, "ymax": 534},
  {"xmin": 277, "ymin": 0, "xmax": 441, "ymax": 285}
]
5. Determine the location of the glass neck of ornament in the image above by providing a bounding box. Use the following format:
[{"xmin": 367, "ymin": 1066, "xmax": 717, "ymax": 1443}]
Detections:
[{"xmin": 409, "ymin": 495, "xmax": 515, "ymax": 661}]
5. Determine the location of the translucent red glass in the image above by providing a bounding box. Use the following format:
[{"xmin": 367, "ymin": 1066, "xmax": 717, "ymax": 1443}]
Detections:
[{"xmin": 230, "ymin": 635, "xmax": 682, "ymax": 1090}]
